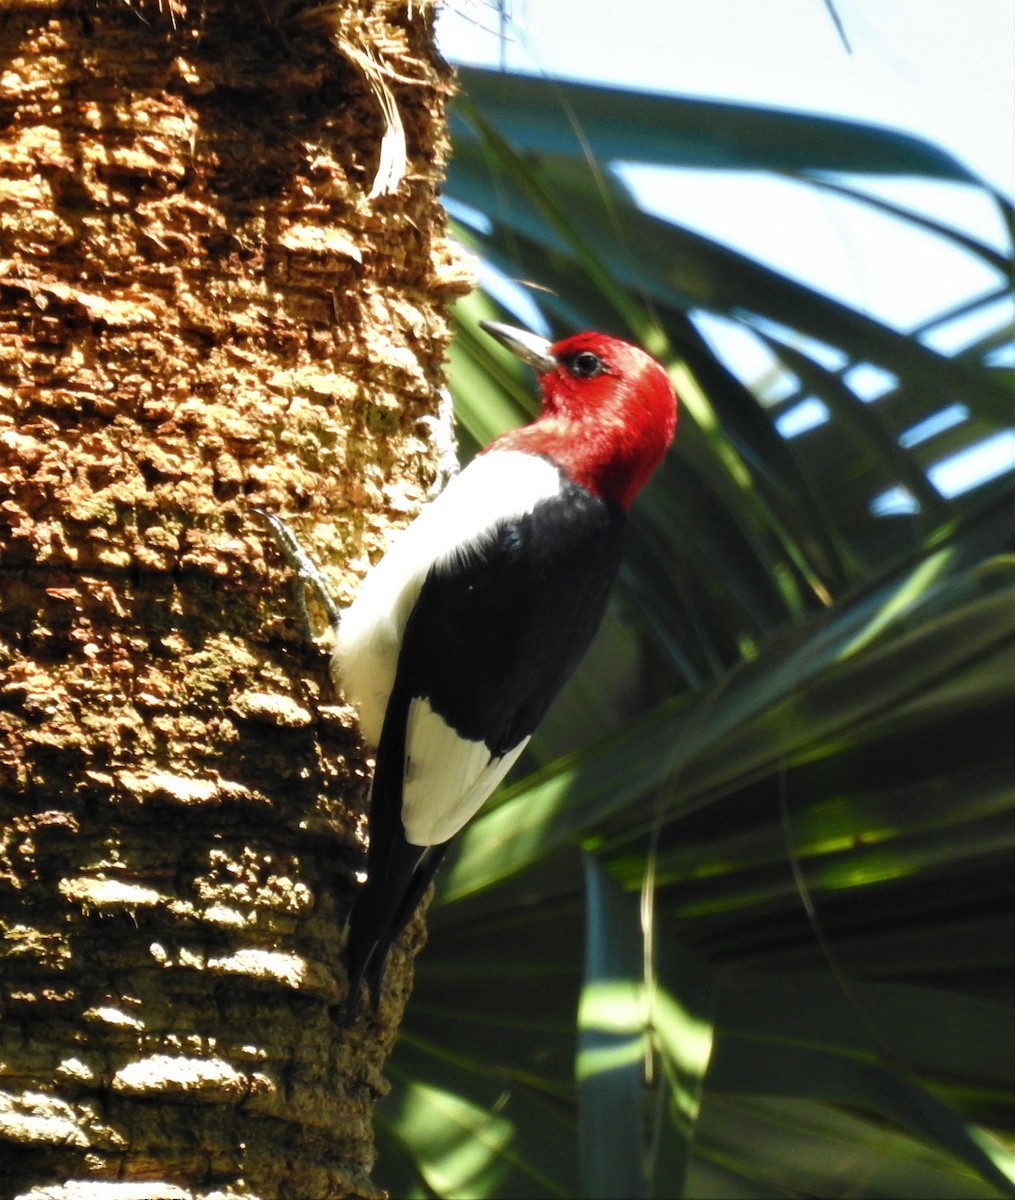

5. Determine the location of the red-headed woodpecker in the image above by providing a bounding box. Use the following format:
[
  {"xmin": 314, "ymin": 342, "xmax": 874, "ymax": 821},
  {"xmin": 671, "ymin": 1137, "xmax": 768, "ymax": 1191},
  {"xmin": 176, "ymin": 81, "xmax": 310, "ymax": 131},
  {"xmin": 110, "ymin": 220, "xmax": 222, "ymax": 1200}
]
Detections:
[{"xmin": 336, "ymin": 320, "xmax": 678, "ymax": 1010}]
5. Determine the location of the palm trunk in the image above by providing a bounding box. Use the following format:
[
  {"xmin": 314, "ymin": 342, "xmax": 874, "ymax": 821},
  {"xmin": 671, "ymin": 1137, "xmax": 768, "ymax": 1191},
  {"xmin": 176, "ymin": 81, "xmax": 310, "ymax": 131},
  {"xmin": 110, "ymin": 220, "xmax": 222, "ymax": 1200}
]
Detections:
[{"xmin": 0, "ymin": 1, "xmax": 468, "ymax": 1192}]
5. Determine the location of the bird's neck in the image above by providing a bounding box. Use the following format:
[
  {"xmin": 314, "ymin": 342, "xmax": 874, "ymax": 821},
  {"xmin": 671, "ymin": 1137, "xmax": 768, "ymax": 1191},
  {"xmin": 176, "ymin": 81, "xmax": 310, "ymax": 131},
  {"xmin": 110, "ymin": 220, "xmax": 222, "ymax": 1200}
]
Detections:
[{"xmin": 492, "ymin": 415, "xmax": 660, "ymax": 511}]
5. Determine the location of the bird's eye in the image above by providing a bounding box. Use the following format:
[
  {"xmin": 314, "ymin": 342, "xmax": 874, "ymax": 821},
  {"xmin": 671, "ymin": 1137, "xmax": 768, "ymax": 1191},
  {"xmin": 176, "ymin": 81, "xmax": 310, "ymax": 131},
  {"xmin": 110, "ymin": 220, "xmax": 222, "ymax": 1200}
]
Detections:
[{"xmin": 567, "ymin": 351, "xmax": 604, "ymax": 379}]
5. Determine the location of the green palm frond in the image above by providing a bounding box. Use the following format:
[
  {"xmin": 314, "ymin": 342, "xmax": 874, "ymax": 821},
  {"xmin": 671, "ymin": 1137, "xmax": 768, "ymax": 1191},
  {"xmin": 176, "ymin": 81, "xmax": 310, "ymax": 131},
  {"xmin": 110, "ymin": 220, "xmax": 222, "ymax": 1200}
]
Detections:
[{"xmin": 379, "ymin": 66, "xmax": 1015, "ymax": 1199}]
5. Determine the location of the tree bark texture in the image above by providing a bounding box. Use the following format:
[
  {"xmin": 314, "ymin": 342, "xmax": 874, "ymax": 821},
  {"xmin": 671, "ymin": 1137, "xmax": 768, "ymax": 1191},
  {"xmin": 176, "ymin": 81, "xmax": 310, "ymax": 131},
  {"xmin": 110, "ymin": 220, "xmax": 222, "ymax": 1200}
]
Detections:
[{"xmin": 0, "ymin": 1, "xmax": 469, "ymax": 1194}]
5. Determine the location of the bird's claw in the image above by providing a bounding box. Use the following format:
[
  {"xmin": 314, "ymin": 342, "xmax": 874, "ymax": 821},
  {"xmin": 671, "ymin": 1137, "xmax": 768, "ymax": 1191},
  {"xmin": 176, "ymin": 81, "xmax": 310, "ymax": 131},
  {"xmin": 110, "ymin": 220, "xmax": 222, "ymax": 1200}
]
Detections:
[{"xmin": 255, "ymin": 509, "xmax": 343, "ymax": 637}]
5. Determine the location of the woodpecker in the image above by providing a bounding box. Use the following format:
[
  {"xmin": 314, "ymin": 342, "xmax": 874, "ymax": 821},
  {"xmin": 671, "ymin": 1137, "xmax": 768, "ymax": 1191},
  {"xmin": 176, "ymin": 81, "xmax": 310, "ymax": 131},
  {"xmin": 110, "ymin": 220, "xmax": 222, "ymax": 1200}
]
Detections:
[{"xmin": 334, "ymin": 320, "xmax": 678, "ymax": 1011}]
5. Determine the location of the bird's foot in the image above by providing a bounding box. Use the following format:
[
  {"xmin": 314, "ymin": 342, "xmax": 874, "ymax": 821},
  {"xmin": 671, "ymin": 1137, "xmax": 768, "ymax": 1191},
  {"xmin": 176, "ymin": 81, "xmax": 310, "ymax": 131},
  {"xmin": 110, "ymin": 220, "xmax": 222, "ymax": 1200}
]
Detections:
[{"xmin": 255, "ymin": 510, "xmax": 343, "ymax": 639}]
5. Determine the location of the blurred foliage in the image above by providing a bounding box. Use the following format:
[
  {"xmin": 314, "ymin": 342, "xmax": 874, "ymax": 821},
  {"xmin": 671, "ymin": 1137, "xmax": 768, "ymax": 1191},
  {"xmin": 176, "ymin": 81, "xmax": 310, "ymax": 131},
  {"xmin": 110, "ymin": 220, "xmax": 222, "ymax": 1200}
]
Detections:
[{"xmin": 376, "ymin": 62, "xmax": 1015, "ymax": 1199}]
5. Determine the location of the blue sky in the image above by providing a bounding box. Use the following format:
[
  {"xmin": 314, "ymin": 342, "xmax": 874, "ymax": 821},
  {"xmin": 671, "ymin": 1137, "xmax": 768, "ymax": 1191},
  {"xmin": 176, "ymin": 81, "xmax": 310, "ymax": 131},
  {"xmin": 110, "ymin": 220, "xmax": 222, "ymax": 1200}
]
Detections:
[
  {"xmin": 438, "ymin": 0, "xmax": 1014, "ymax": 316},
  {"xmin": 437, "ymin": 0, "xmax": 1015, "ymax": 499},
  {"xmin": 438, "ymin": 0, "xmax": 1013, "ymax": 195}
]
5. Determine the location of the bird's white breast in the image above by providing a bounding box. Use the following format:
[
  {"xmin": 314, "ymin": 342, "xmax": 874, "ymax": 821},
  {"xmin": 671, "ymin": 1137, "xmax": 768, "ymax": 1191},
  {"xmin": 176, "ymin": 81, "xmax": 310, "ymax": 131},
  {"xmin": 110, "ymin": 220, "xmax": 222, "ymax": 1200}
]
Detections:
[{"xmin": 332, "ymin": 449, "xmax": 564, "ymax": 746}]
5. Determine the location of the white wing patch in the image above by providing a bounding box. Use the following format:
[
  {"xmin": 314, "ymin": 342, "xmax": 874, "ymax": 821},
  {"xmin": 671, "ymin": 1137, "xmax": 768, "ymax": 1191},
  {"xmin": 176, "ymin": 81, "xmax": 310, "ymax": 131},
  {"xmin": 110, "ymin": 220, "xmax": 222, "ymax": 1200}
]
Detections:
[
  {"xmin": 333, "ymin": 450, "xmax": 563, "ymax": 746},
  {"xmin": 401, "ymin": 698, "xmax": 529, "ymax": 846}
]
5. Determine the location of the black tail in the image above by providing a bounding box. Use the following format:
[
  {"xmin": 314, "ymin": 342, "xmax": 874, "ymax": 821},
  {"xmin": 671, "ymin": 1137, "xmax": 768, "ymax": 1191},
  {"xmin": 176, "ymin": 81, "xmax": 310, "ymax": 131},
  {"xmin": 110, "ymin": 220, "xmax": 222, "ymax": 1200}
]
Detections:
[
  {"xmin": 341, "ymin": 658, "xmax": 452, "ymax": 1017},
  {"xmin": 343, "ymin": 840, "xmax": 449, "ymax": 1017}
]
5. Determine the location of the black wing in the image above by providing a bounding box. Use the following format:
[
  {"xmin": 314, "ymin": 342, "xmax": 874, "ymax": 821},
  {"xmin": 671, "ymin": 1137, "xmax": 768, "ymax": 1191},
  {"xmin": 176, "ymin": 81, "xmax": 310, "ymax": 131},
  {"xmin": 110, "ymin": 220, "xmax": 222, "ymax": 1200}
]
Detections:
[{"xmin": 343, "ymin": 479, "xmax": 625, "ymax": 1011}]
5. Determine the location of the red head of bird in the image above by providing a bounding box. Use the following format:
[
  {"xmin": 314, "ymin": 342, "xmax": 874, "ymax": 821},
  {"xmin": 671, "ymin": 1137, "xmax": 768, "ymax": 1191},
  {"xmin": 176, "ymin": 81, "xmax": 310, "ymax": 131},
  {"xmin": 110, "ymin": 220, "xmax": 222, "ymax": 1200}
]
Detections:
[{"xmin": 480, "ymin": 323, "xmax": 677, "ymax": 511}]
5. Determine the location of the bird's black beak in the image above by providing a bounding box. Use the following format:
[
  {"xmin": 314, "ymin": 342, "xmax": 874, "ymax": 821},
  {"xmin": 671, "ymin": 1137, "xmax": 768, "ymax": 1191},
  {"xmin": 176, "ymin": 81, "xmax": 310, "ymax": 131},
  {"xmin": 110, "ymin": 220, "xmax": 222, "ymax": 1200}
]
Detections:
[{"xmin": 479, "ymin": 320, "xmax": 557, "ymax": 375}]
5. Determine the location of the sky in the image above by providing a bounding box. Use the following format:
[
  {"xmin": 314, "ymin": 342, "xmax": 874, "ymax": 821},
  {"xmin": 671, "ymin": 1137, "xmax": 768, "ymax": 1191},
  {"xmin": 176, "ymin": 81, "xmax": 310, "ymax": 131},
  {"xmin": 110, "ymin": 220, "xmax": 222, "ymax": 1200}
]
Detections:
[
  {"xmin": 439, "ymin": 0, "xmax": 1014, "ymax": 196},
  {"xmin": 437, "ymin": 0, "xmax": 1015, "ymax": 318},
  {"xmin": 436, "ymin": 0, "xmax": 1015, "ymax": 498}
]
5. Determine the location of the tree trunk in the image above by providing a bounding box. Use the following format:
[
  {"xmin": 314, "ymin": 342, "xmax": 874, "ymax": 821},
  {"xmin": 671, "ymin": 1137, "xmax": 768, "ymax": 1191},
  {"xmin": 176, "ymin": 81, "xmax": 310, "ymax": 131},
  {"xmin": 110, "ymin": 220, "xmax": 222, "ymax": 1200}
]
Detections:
[{"xmin": 0, "ymin": 1, "xmax": 468, "ymax": 1193}]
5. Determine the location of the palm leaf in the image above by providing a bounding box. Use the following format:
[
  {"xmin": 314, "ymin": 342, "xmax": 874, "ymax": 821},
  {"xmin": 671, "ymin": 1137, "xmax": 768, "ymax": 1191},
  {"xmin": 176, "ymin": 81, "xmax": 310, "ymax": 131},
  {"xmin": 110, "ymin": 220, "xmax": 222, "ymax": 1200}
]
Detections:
[{"xmin": 377, "ymin": 65, "xmax": 1015, "ymax": 1199}]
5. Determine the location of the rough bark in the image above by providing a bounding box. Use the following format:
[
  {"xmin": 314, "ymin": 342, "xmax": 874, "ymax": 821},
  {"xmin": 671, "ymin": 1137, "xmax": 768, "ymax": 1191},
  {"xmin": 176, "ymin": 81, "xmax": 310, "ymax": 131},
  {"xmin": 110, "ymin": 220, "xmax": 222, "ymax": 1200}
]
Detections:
[{"xmin": 0, "ymin": 0, "xmax": 470, "ymax": 1194}]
